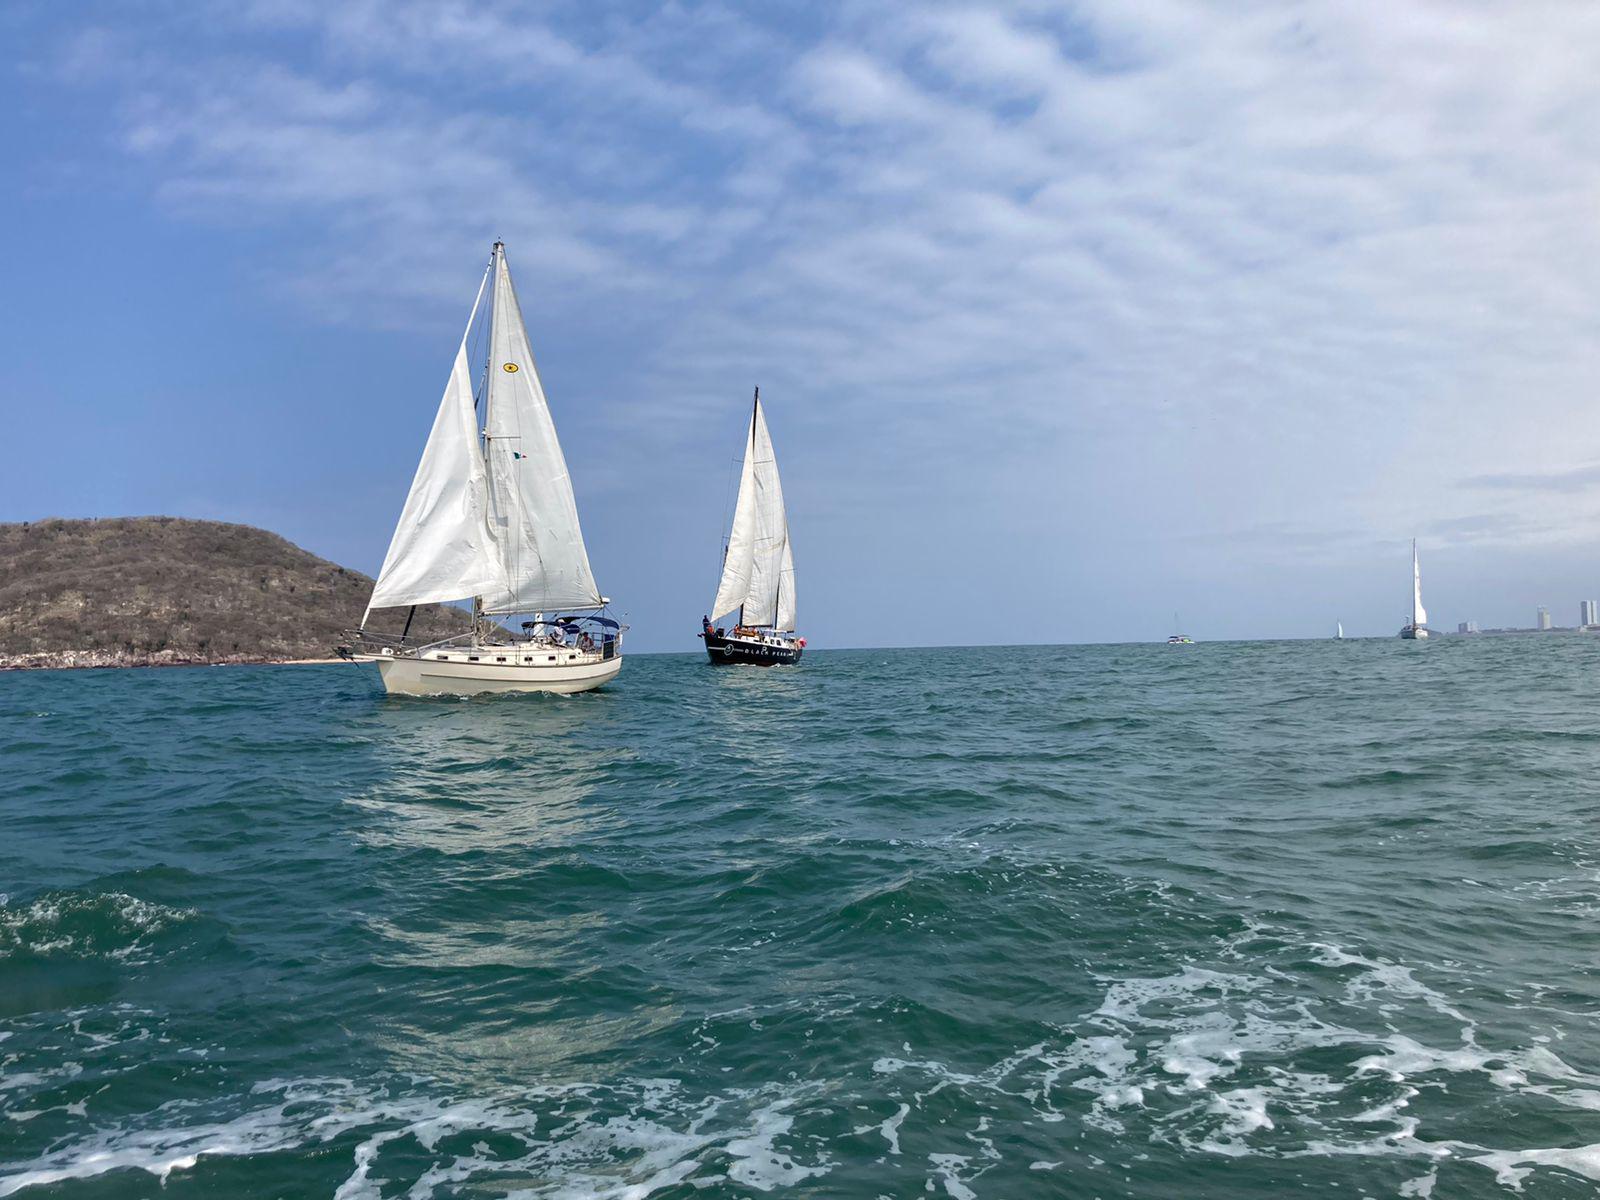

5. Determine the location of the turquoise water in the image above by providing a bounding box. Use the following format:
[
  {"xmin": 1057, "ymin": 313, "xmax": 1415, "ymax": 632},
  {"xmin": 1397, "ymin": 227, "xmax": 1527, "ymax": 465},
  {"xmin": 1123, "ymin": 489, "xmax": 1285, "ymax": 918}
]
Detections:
[{"xmin": 4, "ymin": 639, "xmax": 1600, "ymax": 1197}]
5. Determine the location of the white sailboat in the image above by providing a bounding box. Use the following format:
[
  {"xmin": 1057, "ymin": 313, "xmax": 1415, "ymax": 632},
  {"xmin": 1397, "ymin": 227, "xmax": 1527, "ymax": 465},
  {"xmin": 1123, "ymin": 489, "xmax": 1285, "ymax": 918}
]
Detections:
[
  {"xmin": 1399, "ymin": 539, "xmax": 1429, "ymax": 640},
  {"xmin": 699, "ymin": 388, "xmax": 804, "ymax": 665},
  {"xmin": 1336, "ymin": 621, "xmax": 1344, "ymax": 640},
  {"xmin": 343, "ymin": 242, "xmax": 623, "ymax": 695}
]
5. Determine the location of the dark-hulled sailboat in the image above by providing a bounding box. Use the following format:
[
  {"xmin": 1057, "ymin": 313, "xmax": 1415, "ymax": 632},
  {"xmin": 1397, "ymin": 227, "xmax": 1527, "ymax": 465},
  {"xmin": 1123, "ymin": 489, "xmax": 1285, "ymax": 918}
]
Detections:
[{"xmin": 700, "ymin": 388, "xmax": 804, "ymax": 666}]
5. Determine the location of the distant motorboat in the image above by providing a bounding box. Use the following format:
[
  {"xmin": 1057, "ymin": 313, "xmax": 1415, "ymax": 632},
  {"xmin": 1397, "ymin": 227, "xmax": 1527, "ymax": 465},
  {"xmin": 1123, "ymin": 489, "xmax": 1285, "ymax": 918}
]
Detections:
[{"xmin": 1399, "ymin": 540, "xmax": 1430, "ymax": 640}]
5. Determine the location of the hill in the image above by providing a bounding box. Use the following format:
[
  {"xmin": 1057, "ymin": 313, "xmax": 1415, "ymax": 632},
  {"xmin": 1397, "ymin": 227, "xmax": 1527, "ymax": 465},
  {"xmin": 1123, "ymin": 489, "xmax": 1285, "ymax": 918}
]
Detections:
[{"xmin": 0, "ymin": 517, "xmax": 470, "ymax": 669}]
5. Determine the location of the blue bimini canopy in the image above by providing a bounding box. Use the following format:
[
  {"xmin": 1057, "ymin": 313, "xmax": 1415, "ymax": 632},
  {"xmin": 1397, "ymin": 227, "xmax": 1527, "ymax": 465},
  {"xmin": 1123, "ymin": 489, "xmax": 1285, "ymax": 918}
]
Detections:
[{"xmin": 556, "ymin": 615, "xmax": 620, "ymax": 630}]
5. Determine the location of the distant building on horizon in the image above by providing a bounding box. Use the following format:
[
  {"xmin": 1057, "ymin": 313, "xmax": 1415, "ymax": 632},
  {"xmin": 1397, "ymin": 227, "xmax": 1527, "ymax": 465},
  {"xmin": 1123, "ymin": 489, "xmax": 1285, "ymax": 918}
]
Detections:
[
  {"xmin": 1458, "ymin": 621, "xmax": 1478, "ymax": 634},
  {"xmin": 1538, "ymin": 606, "xmax": 1553, "ymax": 631},
  {"xmin": 1582, "ymin": 600, "xmax": 1598, "ymax": 629}
]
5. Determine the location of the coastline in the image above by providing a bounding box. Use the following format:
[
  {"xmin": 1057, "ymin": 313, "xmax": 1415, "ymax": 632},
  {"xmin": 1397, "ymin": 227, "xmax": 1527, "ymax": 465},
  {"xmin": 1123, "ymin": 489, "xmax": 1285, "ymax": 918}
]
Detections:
[{"xmin": 1, "ymin": 655, "xmax": 356, "ymax": 673}]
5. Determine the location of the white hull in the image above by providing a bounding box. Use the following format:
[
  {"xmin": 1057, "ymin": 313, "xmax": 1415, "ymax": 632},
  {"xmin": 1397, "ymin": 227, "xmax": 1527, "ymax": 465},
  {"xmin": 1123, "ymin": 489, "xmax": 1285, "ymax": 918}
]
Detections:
[
  {"xmin": 1399, "ymin": 626, "xmax": 1428, "ymax": 640},
  {"xmin": 358, "ymin": 650, "xmax": 622, "ymax": 696}
]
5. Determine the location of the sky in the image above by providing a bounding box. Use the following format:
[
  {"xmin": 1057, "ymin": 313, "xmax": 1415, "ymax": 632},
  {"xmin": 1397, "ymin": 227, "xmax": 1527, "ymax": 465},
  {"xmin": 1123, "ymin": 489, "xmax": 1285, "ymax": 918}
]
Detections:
[{"xmin": 6, "ymin": 1, "xmax": 1600, "ymax": 651}]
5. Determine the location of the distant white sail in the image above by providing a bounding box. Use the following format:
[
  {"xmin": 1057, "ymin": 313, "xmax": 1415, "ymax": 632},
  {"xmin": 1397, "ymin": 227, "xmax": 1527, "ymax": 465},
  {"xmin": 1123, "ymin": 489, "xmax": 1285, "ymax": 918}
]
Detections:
[
  {"xmin": 365, "ymin": 270, "xmax": 502, "ymax": 618},
  {"xmin": 1412, "ymin": 540, "xmax": 1427, "ymax": 627},
  {"xmin": 478, "ymin": 246, "xmax": 604, "ymax": 614},
  {"xmin": 712, "ymin": 396, "xmax": 796, "ymax": 629}
]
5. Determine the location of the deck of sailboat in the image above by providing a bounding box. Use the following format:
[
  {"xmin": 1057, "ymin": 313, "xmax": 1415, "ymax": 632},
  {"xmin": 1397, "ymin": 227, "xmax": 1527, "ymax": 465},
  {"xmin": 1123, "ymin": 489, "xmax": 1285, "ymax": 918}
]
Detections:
[
  {"xmin": 345, "ymin": 631, "xmax": 616, "ymax": 664},
  {"xmin": 342, "ymin": 630, "xmax": 621, "ymax": 694}
]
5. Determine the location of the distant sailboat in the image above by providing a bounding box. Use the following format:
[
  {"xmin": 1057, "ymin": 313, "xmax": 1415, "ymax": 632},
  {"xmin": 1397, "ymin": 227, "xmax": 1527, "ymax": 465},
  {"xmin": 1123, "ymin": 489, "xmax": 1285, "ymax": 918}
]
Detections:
[
  {"xmin": 1399, "ymin": 540, "xmax": 1429, "ymax": 640},
  {"xmin": 700, "ymin": 388, "xmax": 805, "ymax": 666},
  {"xmin": 1336, "ymin": 621, "xmax": 1344, "ymax": 640},
  {"xmin": 1167, "ymin": 612, "xmax": 1194, "ymax": 645},
  {"xmin": 342, "ymin": 242, "xmax": 624, "ymax": 695}
]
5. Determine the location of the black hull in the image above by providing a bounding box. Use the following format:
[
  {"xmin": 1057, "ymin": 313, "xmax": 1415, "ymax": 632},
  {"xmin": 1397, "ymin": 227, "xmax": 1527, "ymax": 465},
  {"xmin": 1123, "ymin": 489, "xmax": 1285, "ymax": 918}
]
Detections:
[{"xmin": 702, "ymin": 633, "xmax": 804, "ymax": 666}]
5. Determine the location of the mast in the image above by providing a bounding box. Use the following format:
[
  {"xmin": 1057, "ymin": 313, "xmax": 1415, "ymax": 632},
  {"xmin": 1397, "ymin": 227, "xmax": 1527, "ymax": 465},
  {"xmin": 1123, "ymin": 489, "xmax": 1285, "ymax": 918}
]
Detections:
[
  {"xmin": 1411, "ymin": 539, "xmax": 1419, "ymax": 627},
  {"xmin": 477, "ymin": 241, "xmax": 503, "ymax": 636},
  {"xmin": 753, "ymin": 388, "xmax": 786, "ymax": 629},
  {"xmin": 742, "ymin": 386, "xmax": 759, "ymax": 628}
]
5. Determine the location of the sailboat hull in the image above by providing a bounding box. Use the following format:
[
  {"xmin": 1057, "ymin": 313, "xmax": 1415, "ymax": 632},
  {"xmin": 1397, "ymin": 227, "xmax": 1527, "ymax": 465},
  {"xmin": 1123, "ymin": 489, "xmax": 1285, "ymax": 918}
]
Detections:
[
  {"xmin": 1399, "ymin": 626, "xmax": 1428, "ymax": 640},
  {"xmin": 360, "ymin": 652, "xmax": 622, "ymax": 696},
  {"xmin": 702, "ymin": 632, "xmax": 803, "ymax": 666}
]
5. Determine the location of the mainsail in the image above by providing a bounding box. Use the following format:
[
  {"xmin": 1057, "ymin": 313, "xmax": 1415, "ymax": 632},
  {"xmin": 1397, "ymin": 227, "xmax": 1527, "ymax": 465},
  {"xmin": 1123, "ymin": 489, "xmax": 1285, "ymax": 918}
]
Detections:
[
  {"xmin": 1411, "ymin": 540, "xmax": 1427, "ymax": 627},
  {"xmin": 712, "ymin": 392, "xmax": 796, "ymax": 629},
  {"xmin": 364, "ymin": 269, "xmax": 501, "ymax": 619},
  {"xmin": 362, "ymin": 243, "xmax": 604, "ymax": 624},
  {"xmin": 478, "ymin": 245, "xmax": 603, "ymax": 614}
]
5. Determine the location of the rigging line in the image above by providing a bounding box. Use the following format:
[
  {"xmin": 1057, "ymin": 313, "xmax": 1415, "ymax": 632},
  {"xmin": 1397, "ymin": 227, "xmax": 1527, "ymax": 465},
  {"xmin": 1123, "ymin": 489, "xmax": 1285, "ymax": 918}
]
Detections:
[
  {"xmin": 713, "ymin": 387, "xmax": 759, "ymax": 602},
  {"xmin": 715, "ymin": 448, "xmax": 740, "ymax": 579},
  {"xmin": 466, "ymin": 251, "xmax": 494, "ymax": 418}
]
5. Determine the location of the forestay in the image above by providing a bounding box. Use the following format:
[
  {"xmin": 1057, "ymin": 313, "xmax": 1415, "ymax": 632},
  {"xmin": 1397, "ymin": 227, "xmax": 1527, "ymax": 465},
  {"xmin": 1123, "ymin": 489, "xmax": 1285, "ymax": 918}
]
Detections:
[
  {"xmin": 712, "ymin": 397, "xmax": 796, "ymax": 629},
  {"xmin": 364, "ymin": 269, "xmax": 502, "ymax": 620},
  {"xmin": 479, "ymin": 247, "xmax": 604, "ymax": 614}
]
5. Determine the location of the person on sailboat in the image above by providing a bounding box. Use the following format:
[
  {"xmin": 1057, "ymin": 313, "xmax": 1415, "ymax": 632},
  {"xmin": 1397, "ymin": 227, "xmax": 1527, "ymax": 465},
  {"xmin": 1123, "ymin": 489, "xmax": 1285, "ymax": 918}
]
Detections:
[{"xmin": 702, "ymin": 616, "xmax": 713, "ymax": 639}]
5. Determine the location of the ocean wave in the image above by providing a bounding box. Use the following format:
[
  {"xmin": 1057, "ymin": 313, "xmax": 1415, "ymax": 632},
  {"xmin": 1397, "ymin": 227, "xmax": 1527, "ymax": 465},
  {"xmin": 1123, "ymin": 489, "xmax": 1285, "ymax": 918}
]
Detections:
[
  {"xmin": 862, "ymin": 927, "xmax": 1600, "ymax": 1193},
  {"xmin": 0, "ymin": 891, "xmax": 200, "ymax": 965},
  {"xmin": 0, "ymin": 1075, "xmax": 833, "ymax": 1198}
]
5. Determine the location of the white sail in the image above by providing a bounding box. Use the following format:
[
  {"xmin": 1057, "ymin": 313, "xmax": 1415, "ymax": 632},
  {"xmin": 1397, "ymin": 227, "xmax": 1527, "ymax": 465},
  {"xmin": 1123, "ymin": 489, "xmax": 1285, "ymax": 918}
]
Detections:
[
  {"xmin": 478, "ymin": 245, "xmax": 604, "ymax": 614},
  {"xmin": 364, "ymin": 271, "xmax": 502, "ymax": 620},
  {"xmin": 712, "ymin": 396, "xmax": 795, "ymax": 629},
  {"xmin": 1412, "ymin": 540, "xmax": 1427, "ymax": 627},
  {"xmin": 775, "ymin": 536, "xmax": 797, "ymax": 632}
]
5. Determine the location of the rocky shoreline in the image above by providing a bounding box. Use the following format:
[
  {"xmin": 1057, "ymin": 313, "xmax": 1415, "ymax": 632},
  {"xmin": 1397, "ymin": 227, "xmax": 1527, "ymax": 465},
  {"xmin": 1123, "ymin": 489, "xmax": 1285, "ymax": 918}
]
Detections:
[
  {"xmin": 1, "ymin": 518, "xmax": 472, "ymax": 672},
  {"xmin": 0, "ymin": 649, "xmax": 351, "ymax": 671}
]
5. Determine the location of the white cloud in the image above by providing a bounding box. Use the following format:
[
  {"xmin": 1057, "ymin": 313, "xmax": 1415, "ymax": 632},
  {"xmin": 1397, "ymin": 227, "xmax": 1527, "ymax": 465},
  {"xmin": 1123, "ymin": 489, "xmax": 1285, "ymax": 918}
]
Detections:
[{"xmin": 29, "ymin": 0, "xmax": 1600, "ymax": 638}]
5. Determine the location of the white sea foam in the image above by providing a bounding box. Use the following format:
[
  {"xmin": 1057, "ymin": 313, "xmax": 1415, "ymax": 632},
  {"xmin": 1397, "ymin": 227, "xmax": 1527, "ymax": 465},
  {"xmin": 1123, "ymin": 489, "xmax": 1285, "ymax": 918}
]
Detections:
[
  {"xmin": 1472, "ymin": 1142, "xmax": 1600, "ymax": 1188},
  {"xmin": 1310, "ymin": 944, "xmax": 1472, "ymax": 1027},
  {"xmin": 1208, "ymin": 1087, "xmax": 1275, "ymax": 1137},
  {"xmin": 1046, "ymin": 936, "xmax": 1600, "ymax": 1190},
  {"xmin": 0, "ymin": 892, "xmax": 197, "ymax": 964},
  {"xmin": 1399, "ymin": 1164, "xmax": 1441, "ymax": 1196},
  {"xmin": 878, "ymin": 1102, "xmax": 909, "ymax": 1154},
  {"xmin": 10, "ymin": 908, "xmax": 1597, "ymax": 1197},
  {"xmin": 928, "ymin": 1152, "xmax": 978, "ymax": 1199},
  {"xmin": 0, "ymin": 1076, "xmax": 833, "ymax": 1198}
]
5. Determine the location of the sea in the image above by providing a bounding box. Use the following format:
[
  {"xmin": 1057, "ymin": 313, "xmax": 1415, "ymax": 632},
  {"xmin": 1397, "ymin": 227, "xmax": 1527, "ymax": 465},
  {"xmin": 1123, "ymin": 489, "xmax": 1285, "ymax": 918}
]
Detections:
[{"xmin": 4, "ymin": 637, "xmax": 1600, "ymax": 1198}]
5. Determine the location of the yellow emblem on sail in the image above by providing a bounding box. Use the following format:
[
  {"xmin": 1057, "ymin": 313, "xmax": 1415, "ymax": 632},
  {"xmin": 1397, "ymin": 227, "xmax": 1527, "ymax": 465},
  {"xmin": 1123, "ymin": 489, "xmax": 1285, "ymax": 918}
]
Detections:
[{"xmin": 502, "ymin": 363, "xmax": 519, "ymax": 373}]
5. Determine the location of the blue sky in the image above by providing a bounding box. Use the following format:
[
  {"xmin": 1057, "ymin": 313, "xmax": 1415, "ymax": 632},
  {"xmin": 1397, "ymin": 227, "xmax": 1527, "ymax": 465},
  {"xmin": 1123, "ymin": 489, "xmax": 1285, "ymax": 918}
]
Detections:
[{"xmin": 7, "ymin": 1, "xmax": 1600, "ymax": 650}]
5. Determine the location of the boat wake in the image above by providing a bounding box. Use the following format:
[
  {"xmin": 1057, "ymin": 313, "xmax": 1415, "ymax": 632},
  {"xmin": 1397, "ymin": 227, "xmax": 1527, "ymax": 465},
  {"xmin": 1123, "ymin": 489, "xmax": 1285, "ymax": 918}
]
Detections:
[{"xmin": 7, "ymin": 917, "xmax": 1599, "ymax": 1197}]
